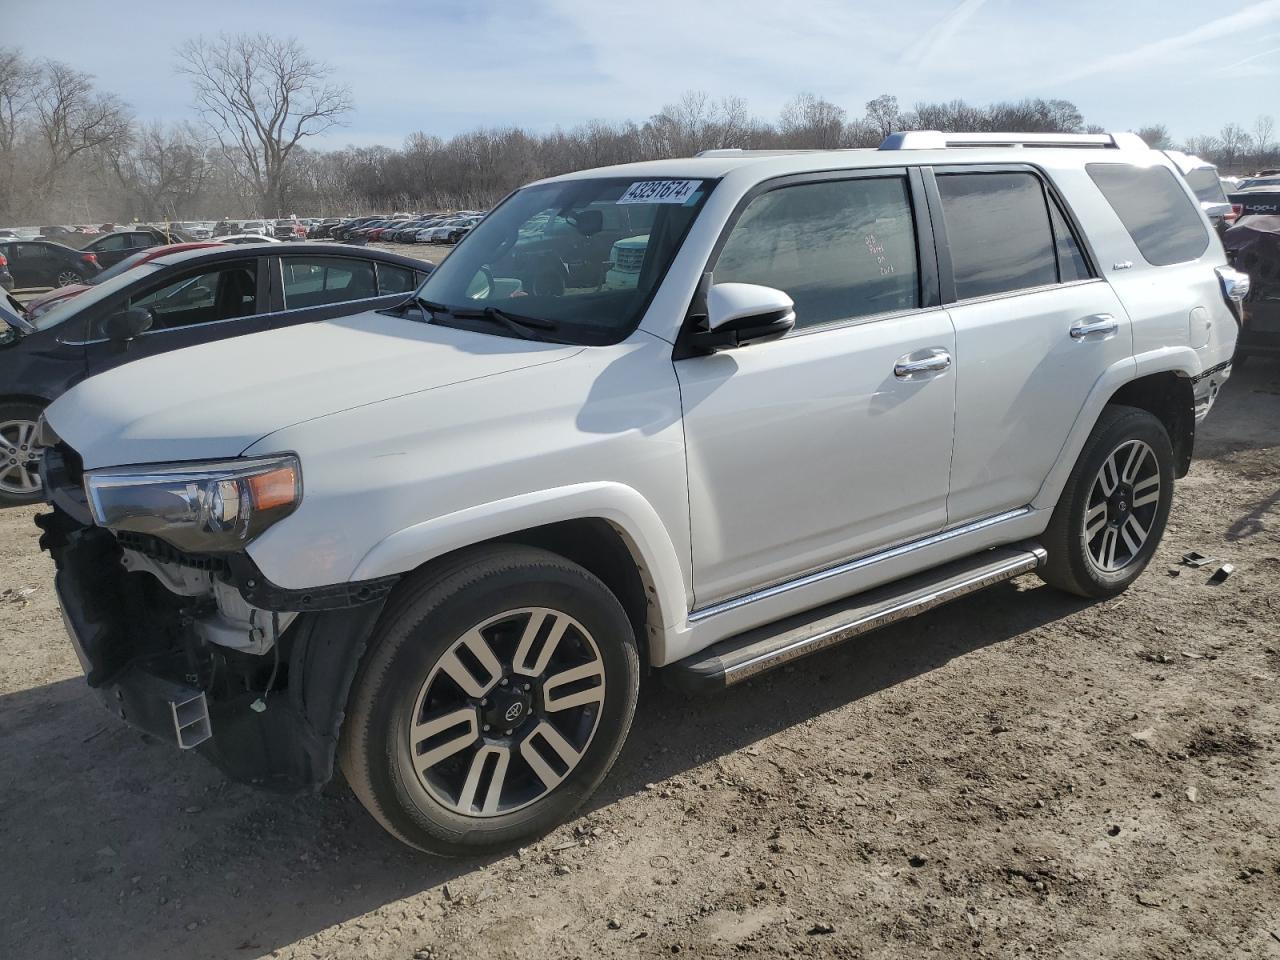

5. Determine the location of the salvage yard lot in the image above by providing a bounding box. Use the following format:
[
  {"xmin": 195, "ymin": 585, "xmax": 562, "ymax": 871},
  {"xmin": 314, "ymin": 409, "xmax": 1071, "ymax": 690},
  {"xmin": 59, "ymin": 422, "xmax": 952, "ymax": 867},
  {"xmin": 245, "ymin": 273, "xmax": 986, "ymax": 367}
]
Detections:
[{"xmin": 1, "ymin": 362, "xmax": 1278, "ymax": 958}]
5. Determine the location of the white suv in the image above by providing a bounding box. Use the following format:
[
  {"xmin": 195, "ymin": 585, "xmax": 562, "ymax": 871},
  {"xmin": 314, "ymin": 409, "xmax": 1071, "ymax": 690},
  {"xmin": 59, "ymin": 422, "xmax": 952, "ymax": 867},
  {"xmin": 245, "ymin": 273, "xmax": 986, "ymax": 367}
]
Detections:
[{"xmin": 36, "ymin": 131, "xmax": 1247, "ymax": 855}]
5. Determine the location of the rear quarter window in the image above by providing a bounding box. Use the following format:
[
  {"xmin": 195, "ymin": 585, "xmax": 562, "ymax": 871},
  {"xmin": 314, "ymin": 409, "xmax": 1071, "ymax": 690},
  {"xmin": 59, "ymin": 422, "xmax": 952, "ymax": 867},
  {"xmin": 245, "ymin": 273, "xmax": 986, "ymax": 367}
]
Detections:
[{"xmin": 1087, "ymin": 163, "xmax": 1209, "ymax": 266}]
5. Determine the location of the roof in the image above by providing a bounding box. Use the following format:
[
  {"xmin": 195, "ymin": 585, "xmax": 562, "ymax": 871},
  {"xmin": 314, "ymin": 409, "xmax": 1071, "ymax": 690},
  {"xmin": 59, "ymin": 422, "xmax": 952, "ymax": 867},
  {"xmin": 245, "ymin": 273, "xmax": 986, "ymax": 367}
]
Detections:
[
  {"xmin": 149, "ymin": 241, "xmax": 431, "ymax": 270},
  {"xmin": 538, "ymin": 131, "xmax": 1159, "ymax": 187}
]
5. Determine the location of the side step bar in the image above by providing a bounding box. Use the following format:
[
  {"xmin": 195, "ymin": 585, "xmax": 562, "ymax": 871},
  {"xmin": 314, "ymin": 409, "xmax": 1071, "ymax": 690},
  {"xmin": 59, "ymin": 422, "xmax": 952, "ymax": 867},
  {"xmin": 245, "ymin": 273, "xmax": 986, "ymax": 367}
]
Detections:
[{"xmin": 667, "ymin": 541, "xmax": 1047, "ymax": 692}]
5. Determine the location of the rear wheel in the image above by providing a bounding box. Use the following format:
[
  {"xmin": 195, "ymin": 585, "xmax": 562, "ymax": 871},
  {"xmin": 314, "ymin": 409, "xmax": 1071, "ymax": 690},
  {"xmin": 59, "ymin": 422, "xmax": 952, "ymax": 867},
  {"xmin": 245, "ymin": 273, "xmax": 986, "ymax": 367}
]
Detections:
[
  {"xmin": 0, "ymin": 401, "xmax": 46, "ymax": 507},
  {"xmin": 56, "ymin": 269, "xmax": 84, "ymax": 287},
  {"xmin": 1038, "ymin": 405, "xmax": 1173, "ymax": 598},
  {"xmin": 340, "ymin": 545, "xmax": 640, "ymax": 856}
]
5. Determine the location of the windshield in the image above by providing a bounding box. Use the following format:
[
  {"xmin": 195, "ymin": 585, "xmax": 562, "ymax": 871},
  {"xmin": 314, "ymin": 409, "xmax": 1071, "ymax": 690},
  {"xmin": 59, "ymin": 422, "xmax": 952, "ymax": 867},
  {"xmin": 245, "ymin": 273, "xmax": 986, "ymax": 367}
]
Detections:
[
  {"xmin": 31, "ymin": 261, "xmax": 165, "ymax": 331},
  {"xmin": 416, "ymin": 176, "xmax": 711, "ymax": 344},
  {"xmin": 1184, "ymin": 167, "xmax": 1228, "ymax": 204}
]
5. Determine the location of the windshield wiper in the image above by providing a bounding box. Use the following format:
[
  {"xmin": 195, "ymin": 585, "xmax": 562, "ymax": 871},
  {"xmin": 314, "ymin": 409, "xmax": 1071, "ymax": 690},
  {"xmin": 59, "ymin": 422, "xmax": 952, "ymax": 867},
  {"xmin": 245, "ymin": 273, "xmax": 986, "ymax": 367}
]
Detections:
[{"xmin": 427, "ymin": 302, "xmax": 560, "ymax": 340}]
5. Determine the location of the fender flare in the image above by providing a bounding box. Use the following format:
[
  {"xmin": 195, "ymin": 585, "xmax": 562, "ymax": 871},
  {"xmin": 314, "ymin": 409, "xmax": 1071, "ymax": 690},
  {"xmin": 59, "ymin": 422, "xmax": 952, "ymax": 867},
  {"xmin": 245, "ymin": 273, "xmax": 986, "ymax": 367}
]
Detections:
[
  {"xmin": 350, "ymin": 480, "xmax": 690, "ymax": 650},
  {"xmin": 1031, "ymin": 347, "xmax": 1201, "ymax": 511}
]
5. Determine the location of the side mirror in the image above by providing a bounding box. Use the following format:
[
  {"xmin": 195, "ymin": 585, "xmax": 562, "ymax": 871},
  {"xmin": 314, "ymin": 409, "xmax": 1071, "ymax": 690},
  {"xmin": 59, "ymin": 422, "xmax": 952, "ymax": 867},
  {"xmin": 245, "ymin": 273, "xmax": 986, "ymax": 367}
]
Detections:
[
  {"xmin": 688, "ymin": 283, "xmax": 795, "ymax": 353},
  {"xmin": 104, "ymin": 307, "xmax": 153, "ymax": 341}
]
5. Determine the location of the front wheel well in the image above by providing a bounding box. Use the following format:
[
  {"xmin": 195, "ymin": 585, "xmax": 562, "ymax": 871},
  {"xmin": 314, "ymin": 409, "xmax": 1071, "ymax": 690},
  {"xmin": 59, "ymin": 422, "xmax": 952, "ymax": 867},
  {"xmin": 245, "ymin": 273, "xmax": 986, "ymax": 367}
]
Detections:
[
  {"xmin": 1106, "ymin": 372, "xmax": 1195, "ymax": 478},
  {"xmin": 393, "ymin": 519, "xmax": 655, "ymax": 667}
]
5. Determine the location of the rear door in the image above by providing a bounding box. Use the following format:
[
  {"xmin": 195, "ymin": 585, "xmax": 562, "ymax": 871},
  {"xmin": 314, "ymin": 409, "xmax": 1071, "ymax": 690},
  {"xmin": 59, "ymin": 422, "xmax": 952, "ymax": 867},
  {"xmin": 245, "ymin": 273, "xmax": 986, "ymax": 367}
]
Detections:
[{"xmin": 927, "ymin": 165, "xmax": 1133, "ymax": 524}]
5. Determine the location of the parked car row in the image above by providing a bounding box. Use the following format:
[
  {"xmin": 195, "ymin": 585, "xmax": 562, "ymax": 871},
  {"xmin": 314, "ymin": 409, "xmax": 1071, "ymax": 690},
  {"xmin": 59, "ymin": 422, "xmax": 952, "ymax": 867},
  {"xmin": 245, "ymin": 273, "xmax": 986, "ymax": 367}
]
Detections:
[{"xmin": 330, "ymin": 212, "xmax": 486, "ymax": 244}]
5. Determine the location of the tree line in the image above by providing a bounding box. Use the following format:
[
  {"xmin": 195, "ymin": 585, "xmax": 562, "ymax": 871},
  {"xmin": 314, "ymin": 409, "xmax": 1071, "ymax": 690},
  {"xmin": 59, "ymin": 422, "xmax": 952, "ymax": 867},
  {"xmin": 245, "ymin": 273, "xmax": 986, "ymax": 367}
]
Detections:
[{"xmin": 0, "ymin": 36, "xmax": 1275, "ymax": 225}]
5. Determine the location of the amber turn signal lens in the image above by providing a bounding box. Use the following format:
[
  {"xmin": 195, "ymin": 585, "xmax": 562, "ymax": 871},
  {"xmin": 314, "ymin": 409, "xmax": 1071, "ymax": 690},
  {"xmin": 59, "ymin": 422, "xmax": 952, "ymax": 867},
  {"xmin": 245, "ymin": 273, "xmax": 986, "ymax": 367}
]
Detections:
[{"xmin": 247, "ymin": 466, "xmax": 298, "ymax": 511}]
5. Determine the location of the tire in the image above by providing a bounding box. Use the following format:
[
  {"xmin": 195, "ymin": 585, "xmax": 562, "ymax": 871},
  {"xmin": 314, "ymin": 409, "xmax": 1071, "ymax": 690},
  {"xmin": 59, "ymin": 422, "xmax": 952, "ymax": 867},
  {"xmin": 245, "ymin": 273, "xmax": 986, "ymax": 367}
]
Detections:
[
  {"xmin": 1037, "ymin": 405, "xmax": 1174, "ymax": 598},
  {"xmin": 0, "ymin": 400, "xmax": 47, "ymax": 507},
  {"xmin": 1232, "ymin": 351, "xmax": 1248, "ymax": 371},
  {"xmin": 339, "ymin": 545, "xmax": 640, "ymax": 856},
  {"xmin": 56, "ymin": 270, "xmax": 84, "ymax": 287}
]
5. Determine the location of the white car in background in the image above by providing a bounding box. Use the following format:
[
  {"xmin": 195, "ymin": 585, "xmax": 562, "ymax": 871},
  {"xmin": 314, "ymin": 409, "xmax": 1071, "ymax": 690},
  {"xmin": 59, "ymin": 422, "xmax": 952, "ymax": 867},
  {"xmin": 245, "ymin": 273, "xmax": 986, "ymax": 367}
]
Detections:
[
  {"xmin": 420, "ymin": 217, "xmax": 480, "ymax": 243},
  {"xmin": 239, "ymin": 220, "xmax": 270, "ymax": 237}
]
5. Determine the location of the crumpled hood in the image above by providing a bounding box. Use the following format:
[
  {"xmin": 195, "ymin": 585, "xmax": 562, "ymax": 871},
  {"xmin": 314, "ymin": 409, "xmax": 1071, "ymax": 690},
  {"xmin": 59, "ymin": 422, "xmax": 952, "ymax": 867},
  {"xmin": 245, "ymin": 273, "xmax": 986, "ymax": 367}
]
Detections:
[{"xmin": 46, "ymin": 311, "xmax": 580, "ymax": 468}]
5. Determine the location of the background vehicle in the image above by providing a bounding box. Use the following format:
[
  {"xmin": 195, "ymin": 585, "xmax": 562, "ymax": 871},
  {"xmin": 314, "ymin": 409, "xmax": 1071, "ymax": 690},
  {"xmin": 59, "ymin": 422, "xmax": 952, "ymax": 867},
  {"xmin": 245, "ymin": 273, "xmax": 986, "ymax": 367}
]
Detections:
[
  {"xmin": 213, "ymin": 220, "xmax": 240, "ymax": 237},
  {"xmin": 1224, "ymin": 215, "xmax": 1280, "ymax": 364},
  {"xmin": 0, "ymin": 239, "xmax": 102, "ymax": 289},
  {"xmin": 1230, "ymin": 182, "xmax": 1280, "ymax": 218},
  {"xmin": 35, "ymin": 132, "xmax": 1243, "ymax": 855},
  {"xmin": 308, "ymin": 218, "xmax": 342, "ymax": 239},
  {"xmin": 0, "ymin": 254, "xmax": 11, "ymax": 290},
  {"xmin": 219, "ymin": 233, "xmax": 282, "ymax": 245},
  {"xmin": 24, "ymin": 242, "xmax": 224, "ymax": 317},
  {"xmin": 1, "ymin": 243, "xmax": 431, "ymax": 506},
  {"xmin": 81, "ymin": 228, "xmax": 191, "ymax": 268},
  {"xmin": 274, "ymin": 218, "xmax": 306, "ymax": 240},
  {"xmin": 240, "ymin": 220, "xmax": 270, "ymax": 237},
  {"xmin": 1165, "ymin": 151, "xmax": 1239, "ymax": 234}
]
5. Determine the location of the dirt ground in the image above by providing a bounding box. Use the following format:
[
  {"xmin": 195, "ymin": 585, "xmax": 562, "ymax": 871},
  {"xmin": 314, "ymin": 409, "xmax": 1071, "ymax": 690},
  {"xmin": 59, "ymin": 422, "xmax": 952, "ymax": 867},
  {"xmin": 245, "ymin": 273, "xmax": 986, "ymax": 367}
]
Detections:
[{"xmin": 1, "ymin": 352, "xmax": 1278, "ymax": 959}]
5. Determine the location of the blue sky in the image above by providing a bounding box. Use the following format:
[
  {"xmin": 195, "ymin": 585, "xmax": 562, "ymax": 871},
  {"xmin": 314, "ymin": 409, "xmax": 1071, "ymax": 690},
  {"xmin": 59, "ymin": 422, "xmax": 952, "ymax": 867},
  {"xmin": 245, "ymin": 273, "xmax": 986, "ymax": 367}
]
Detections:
[{"xmin": 8, "ymin": 0, "xmax": 1280, "ymax": 148}]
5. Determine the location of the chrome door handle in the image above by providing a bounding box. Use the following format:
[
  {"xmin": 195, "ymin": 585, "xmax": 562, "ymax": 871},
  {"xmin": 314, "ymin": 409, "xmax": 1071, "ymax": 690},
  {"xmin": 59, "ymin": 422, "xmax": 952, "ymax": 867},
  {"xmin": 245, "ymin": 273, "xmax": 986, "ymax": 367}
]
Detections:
[
  {"xmin": 894, "ymin": 348, "xmax": 952, "ymax": 380},
  {"xmin": 1070, "ymin": 314, "xmax": 1118, "ymax": 339}
]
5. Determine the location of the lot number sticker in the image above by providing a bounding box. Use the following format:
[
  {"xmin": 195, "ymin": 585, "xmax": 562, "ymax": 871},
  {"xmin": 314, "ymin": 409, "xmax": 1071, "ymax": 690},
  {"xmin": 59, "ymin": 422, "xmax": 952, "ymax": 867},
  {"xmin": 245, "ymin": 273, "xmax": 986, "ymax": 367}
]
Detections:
[{"xmin": 618, "ymin": 180, "xmax": 702, "ymax": 204}]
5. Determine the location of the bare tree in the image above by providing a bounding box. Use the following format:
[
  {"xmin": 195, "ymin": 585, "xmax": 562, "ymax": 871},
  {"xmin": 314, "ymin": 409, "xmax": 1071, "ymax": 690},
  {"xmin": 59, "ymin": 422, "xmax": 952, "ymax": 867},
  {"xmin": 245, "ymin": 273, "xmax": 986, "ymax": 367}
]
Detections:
[
  {"xmin": 779, "ymin": 93, "xmax": 846, "ymax": 148},
  {"xmin": 1254, "ymin": 114, "xmax": 1275, "ymax": 168},
  {"xmin": 1217, "ymin": 122, "xmax": 1250, "ymax": 172},
  {"xmin": 1135, "ymin": 124, "xmax": 1173, "ymax": 149},
  {"xmin": 865, "ymin": 94, "xmax": 899, "ymax": 139},
  {"xmin": 102, "ymin": 122, "xmax": 212, "ymax": 221},
  {"xmin": 177, "ymin": 33, "xmax": 352, "ymax": 216},
  {"xmin": 30, "ymin": 61, "xmax": 130, "ymax": 203}
]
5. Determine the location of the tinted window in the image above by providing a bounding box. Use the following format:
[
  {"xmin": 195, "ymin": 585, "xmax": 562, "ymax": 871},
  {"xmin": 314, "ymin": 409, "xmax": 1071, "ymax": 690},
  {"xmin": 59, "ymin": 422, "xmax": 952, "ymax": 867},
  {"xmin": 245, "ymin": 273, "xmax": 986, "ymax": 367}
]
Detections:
[
  {"xmin": 1087, "ymin": 163, "xmax": 1209, "ymax": 266},
  {"xmin": 1183, "ymin": 167, "xmax": 1227, "ymax": 204},
  {"xmin": 937, "ymin": 172, "xmax": 1057, "ymax": 300},
  {"xmin": 1049, "ymin": 201, "xmax": 1090, "ymax": 283},
  {"xmin": 282, "ymin": 256, "xmax": 377, "ymax": 308},
  {"xmin": 713, "ymin": 177, "xmax": 919, "ymax": 330},
  {"xmin": 15, "ymin": 243, "xmax": 48, "ymax": 260},
  {"xmin": 95, "ymin": 234, "xmax": 131, "ymax": 252},
  {"xmin": 111, "ymin": 262, "xmax": 257, "ymax": 333},
  {"xmin": 377, "ymin": 262, "xmax": 416, "ymax": 295}
]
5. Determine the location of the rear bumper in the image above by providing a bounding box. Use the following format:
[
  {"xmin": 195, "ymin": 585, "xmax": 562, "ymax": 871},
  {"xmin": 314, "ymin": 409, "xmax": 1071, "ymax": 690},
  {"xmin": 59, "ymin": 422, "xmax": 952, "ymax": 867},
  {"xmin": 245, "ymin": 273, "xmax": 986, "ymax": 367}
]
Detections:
[{"xmin": 1192, "ymin": 360, "xmax": 1232, "ymax": 422}]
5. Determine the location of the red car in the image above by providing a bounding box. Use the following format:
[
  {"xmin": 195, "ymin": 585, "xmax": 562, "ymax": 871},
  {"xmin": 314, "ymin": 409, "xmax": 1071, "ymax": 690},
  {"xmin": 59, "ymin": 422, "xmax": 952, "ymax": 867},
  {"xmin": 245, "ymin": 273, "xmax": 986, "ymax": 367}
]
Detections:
[{"xmin": 25, "ymin": 242, "xmax": 224, "ymax": 317}]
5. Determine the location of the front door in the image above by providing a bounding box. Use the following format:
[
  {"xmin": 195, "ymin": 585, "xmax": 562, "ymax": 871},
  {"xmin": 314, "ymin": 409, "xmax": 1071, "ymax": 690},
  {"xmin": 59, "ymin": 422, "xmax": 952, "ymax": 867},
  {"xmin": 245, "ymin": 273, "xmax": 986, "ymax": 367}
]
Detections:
[{"xmin": 675, "ymin": 172, "xmax": 957, "ymax": 608}]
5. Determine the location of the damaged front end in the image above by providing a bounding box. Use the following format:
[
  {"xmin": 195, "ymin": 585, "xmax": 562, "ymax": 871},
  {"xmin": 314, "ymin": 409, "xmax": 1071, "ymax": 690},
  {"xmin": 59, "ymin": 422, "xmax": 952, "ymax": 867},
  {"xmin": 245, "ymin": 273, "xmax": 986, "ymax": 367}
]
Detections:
[{"xmin": 37, "ymin": 442, "xmax": 397, "ymax": 792}]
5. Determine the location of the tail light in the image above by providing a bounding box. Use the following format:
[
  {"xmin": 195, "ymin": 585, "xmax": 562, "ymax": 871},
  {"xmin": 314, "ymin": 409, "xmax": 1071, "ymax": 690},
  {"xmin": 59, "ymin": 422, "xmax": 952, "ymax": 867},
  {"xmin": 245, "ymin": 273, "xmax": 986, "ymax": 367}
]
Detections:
[
  {"xmin": 1226, "ymin": 204, "xmax": 1242, "ymax": 224},
  {"xmin": 81, "ymin": 253, "xmax": 98, "ymax": 266},
  {"xmin": 0, "ymin": 253, "xmax": 7, "ymax": 267},
  {"xmin": 1216, "ymin": 266, "xmax": 1251, "ymax": 323}
]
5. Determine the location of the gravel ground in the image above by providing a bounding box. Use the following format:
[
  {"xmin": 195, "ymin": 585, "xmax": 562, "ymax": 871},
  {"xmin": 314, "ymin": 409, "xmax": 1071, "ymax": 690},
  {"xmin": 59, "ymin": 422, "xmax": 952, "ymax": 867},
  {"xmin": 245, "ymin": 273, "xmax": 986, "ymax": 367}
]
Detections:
[{"xmin": 0, "ymin": 348, "xmax": 1277, "ymax": 959}]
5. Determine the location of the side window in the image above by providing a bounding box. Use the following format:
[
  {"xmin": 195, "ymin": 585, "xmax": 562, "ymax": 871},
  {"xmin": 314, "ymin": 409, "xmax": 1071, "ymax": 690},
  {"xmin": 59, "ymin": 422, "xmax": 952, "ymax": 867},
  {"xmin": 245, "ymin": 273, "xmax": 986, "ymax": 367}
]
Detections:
[
  {"xmin": 713, "ymin": 177, "xmax": 920, "ymax": 330},
  {"xmin": 1049, "ymin": 201, "xmax": 1090, "ymax": 283},
  {"xmin": 1087, "ymin": 162, "xmax": 1210, "ymax": 266},
  {"xmin": 95, "ymin": 234, "xmax": 130, "ymax": 252},
  {"xmin": 282, "ymin": 256, "xmax": 377, "ymax": 309},
  {"xmin": 936, "ymin": 172, "xmax": 1057, "ymax": 300},
  {"xmin": 131, "ymin": 233, "xmax": 157, "ymax": 249},
  {"xmin": 126, "ymin": 262, "xmax": 258, "ymax": 330},
  {"xmin": 16, "ymin": 243, "xmax": 46, "ymax": 260},
  {"xmin": 377, "ymin": 262, "xmax": 416, "ymax": 295}
]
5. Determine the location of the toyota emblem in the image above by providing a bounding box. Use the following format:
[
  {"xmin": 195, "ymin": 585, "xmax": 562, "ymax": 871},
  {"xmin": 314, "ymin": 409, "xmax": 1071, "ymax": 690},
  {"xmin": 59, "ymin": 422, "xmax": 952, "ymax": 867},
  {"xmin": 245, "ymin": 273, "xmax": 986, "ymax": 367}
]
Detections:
[{"xmin": 504, "ymin": 702, "xmax": 524, "ymax": 722}]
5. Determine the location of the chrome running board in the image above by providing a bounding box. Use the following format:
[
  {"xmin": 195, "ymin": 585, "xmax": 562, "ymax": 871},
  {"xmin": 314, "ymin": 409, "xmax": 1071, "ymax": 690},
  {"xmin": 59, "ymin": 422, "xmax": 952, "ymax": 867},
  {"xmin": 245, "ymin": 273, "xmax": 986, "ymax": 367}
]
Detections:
[{"xmin": 668, "ymin": 541, "xmax": 1046, "ymax": 691}]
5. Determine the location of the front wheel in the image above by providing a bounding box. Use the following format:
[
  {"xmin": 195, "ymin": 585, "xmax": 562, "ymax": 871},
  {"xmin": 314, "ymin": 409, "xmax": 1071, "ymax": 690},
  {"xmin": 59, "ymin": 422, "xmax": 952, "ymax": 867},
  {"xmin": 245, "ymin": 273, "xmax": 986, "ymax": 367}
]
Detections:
[
  {"xmin": 0, "ymin": 401, "xmax": 47, "ymax": 507},
  {"xmin": 340, "ymin": 545, "xmax": 640, "ymax": 856},
  {"xmin": 1038, "ymin": 405, "xmax": 1174, "ymax": 598}
]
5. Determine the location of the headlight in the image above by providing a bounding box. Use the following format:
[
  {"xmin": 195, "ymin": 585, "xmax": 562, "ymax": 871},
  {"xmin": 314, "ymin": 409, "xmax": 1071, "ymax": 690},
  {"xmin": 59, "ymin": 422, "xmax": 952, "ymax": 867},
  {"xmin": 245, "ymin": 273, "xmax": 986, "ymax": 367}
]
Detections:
[{"xmin": 85, "ymin": 455, "xmax": 301, "ymax": 553}]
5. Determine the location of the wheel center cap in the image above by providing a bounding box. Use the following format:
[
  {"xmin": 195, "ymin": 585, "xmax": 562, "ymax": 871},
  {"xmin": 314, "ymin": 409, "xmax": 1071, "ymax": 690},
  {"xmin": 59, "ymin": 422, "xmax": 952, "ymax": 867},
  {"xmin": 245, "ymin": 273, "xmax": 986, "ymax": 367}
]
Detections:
[{"xmin": 483, "ymin": 685, "xmax": 533, "ymax": 731}]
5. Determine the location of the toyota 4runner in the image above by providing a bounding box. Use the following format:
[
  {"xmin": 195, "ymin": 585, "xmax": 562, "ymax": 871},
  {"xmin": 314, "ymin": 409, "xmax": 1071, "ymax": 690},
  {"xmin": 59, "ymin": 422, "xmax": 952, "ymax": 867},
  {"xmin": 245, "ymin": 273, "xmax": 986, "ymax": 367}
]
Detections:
[{"xmin": 34, "ymin": 131, "xmax": 1247, "ymax": 855}]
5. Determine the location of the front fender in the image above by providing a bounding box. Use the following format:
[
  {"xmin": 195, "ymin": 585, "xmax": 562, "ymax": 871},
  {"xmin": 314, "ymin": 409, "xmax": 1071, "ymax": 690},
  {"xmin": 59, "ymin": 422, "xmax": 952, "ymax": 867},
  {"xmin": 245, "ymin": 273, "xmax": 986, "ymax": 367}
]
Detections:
[{"xmin": 350, "ymin": 480, "xmax": 690, "ymax": 642}]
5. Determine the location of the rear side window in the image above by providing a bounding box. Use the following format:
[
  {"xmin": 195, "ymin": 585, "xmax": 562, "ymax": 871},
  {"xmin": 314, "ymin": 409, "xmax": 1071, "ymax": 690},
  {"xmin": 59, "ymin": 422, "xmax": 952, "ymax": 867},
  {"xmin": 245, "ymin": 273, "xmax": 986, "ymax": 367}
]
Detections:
[
  {"xmin": 282, "ymin": 256, "xmax": 377, "ymax": 309},
  {"xmin": 1087, "ymin": 163, "xmax": 1209, "ymax": 266},
  {"xmin": 713, "ymin": 176, "xmax": 920, "ymax": 330},
  {"xmin": 377, "ymin": 263, "xmax": 416, "ymax": 294},
  {"xmin": 1183, "ymin": 167, "xmax": 1227, "ymax": 204},
  {"xmin": 936, "ymin": 172, "xmax": 1057, "ymax": 300}
]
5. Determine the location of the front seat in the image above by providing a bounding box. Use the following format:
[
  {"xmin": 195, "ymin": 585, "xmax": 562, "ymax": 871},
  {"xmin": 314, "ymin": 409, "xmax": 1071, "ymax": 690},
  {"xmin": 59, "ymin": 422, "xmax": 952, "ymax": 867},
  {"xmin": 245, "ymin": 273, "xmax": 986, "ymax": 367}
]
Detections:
[{"xmin": 215, "ymin": 269, "xmax": 256, "ymax": 318}]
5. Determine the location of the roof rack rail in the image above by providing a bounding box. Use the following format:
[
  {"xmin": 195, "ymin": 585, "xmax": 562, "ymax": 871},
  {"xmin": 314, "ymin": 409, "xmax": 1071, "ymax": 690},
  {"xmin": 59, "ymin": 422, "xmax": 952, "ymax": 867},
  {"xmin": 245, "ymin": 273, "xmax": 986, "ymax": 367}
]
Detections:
[
  {"xmin": 878, "ymin": 131, "xmax": 1149, "ymax": 151},
  {"xmin": 694, "ymin": 148, "xmax": 825, "ymax": 157}
]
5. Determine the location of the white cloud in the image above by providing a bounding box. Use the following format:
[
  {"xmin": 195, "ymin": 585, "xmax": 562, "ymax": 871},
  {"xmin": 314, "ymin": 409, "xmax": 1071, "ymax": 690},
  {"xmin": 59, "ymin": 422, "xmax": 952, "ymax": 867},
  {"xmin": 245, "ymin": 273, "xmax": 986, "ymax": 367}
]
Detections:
[{"xmin": 904, "ymin": 0, "xmax": 992, "ymax": 66}]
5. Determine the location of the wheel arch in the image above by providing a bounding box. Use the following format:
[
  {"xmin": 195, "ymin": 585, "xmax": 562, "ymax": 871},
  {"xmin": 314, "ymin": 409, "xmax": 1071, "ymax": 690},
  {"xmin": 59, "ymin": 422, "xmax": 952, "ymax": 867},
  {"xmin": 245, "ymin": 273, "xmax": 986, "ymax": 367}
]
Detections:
[
  {"xmin": 349, "ymin": 481, "xmax": 689, "ymax": 666},
  {"xmin": 1032, "ymin": 351, "xmax": 1199, "ymax": 511}
]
